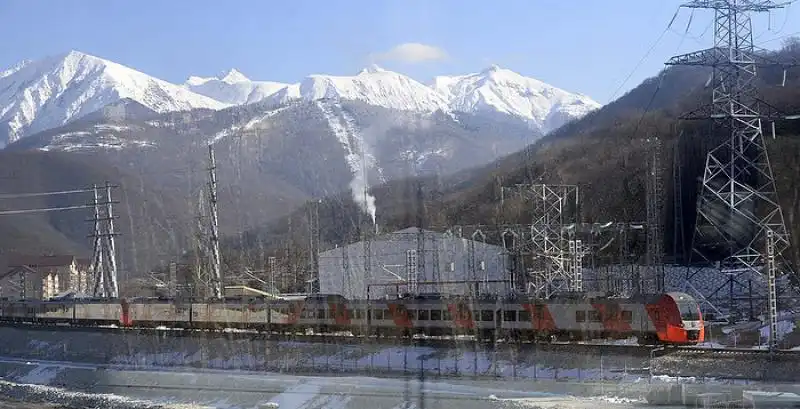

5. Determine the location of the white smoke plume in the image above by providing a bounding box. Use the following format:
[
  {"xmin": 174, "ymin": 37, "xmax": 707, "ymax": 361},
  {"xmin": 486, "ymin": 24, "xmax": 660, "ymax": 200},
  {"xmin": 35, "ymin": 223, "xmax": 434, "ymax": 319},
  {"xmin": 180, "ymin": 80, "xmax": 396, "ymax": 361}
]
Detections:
[
  {"xmin": 350, "ymin": 172, "xmax": 376, "ymax": 227},
  {"xmin": 316, "ymin": 100, "xmax": 379, "ymax": 230}
]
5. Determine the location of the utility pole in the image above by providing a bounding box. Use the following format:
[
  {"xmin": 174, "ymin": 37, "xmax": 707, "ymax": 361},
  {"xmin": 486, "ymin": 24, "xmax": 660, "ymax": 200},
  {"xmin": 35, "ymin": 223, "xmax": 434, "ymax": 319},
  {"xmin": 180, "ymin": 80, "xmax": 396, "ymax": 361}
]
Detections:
[
  {"xmin": 667, "ymin": 0, "xmax": 798, "ymax": 317},
  {"xmin": 104, "ymin": 181, "xmax": 119, "ymax": 297},
  {"xmin": 766, "ymin": 229, "xmax": 779, "ymax": 352},
  {"xmin": 207, "ymin": 145, "xmax": 223, "ymax": 299},
  {"xmin": 90, "ymin": 185, "xmax": 105, "ymax": 297},
  {"xmin": 89, "ymin": 183, "xmax": 119, "ymax": 298},
  {"xmin": 646, "ymin": 137, "xmax": 665, "ymax": 293}
]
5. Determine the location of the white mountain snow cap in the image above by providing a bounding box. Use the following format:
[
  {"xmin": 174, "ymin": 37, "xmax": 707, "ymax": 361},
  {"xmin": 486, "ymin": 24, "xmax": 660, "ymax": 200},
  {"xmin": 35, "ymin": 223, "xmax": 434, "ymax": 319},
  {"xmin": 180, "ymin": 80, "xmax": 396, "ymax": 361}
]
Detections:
[
  {"xmin": 360, "ymin": 64, "xmax": 386, "ymax": 75},
  {"xmin": 263, "ymin": 64, "xmax": 450, "ymax": 112},
  {"xmin": 185, "ymin": 68, "xmax": 250, "ymax": 86},
  {"xmin": 221, "ymin": 68, "xmax": 249, "ymax": 83},
  {"xmin": 432, "ymin": 64, "xmax": 601, "ymax": 134},
  {"xmin": 0, "ymin": 49, "xmax": 227, "ymax": 146}
]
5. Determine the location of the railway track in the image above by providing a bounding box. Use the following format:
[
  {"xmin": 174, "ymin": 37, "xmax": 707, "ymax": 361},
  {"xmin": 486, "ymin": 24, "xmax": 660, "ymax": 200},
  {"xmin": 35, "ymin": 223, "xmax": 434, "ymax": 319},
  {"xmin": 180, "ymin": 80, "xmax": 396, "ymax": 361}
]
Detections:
[{"xmin": 1, "ymin": 320, "xmax": 795, "ymax": 358}]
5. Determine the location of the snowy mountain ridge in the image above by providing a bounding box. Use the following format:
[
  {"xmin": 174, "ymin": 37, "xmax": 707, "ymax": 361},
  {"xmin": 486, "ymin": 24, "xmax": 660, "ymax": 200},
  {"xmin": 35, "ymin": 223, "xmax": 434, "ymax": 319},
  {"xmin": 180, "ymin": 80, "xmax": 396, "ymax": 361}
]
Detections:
[
  {"xmin": 432, "ymin": 65, "xmax": 601, "ymax": 134},
  {"xmin": 261, "ymin": 65, "xmax": 451, "ymax": 113},
  {"xmin": 0, "ymin": 50, "xmax": 227, "ymax": 146},
  {"xmin": 0, "ymin": 50, "xmax": 601, "ymax": 147},
  {"xmin": 189, "ymin": 63, "xmax": 600, "ymax": 135},
  {"xmin": 184, "ymin": 68, "xmax": 290, "ymax": 105}
]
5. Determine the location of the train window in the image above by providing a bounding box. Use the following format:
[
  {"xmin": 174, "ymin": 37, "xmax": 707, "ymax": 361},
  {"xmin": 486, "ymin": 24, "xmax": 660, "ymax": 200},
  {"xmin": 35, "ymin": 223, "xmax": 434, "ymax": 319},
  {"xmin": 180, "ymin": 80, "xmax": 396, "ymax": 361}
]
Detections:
[
  {"xmin": 622, "ymin": 310, "xmax": 633, "ymax": 323},
  {"xmin": 504, "ymin": 310, "xmax": 517, "ymax": 321},
  {"xmin": 373, "ymin": 309, "xmax": 383, "ymax": 320},
  {"xmin": 654, "ymin": 311, "xmax": 660, "ymax": 321},
  {"xmin": 588, "ymin": 311, "xmax": 601, "ymax": 322},
  {"xmin": 519, "ymin": 310, "xmax": 531, "ymax": 321},
  {"xmin": 481, "ymin": 310, "xmax": 493, "ymax": 322},
  {"xmin": 407, "ymin": 309, "xmax": 416, "ymax": 320},
  {"xmin": 442, "ymin": 309, "xmax": 452, "ymax": 321},
  {"xmin": 677, "ymin": 302, "xmax": 701, "ymax": 321},
  {"xmin": 418, "ymin": 310, "xmax": 429, "ymax": 321},
  {"xmin": 576, "ymin": 310, "xmax": 586, "ymax": 322},
  {"xmin": 355, "ymin": 309, "xmax": 362, "ymax": 319},
  {"xmin": 317, "ymin": 309, "xmax": 326, "ymax": 319},
  {"xmin": 430, "ymin": 309, "xmax": 441, "ymax": 321},
  {"xmin": 281, "ymin": 308, "xmax": 289, "ymax": 315},
  {"xmin": 383, "ymin": 309, "xmax": 391, "ymax": 319}
]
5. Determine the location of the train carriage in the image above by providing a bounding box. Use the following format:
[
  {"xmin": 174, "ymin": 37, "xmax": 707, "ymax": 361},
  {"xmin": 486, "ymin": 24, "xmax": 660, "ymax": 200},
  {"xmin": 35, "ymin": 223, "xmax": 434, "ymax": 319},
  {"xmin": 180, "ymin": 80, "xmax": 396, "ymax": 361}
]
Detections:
[{"xmin": 0, "ymin": 291, "xmax": 704, "ymax": 346}]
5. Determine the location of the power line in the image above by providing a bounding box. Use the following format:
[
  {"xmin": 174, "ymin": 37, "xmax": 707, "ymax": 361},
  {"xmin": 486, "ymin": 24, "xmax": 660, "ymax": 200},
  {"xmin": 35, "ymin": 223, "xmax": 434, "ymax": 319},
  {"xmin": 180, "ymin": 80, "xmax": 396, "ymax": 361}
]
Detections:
[
  {"xmin": 607, "ymin": 7, "xmax": 681, "ymax": 103},
  {"xmin": 0, "ymin": 188, "xmax": 98, "ymax": 200},
  {"xmin": 0, "ymin": 204, "xmax": 95, "ymax": 215}
]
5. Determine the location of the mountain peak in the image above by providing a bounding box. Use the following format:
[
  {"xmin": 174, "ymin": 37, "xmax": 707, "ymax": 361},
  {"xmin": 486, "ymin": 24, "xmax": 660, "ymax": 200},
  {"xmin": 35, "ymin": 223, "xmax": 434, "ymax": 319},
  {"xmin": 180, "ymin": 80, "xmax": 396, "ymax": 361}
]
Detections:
[
  {"xmin": 0, "ymin": 50, "xmax": 227, "ymax": 146},
  {"xmin": 432, "ymin": 67, "xmax": 600, "ymax": 134},
  {"xmin": 360, "ymin": 64, "xmax": 386, "ymax": 75},
  {"xmin": 482, "ymin": 64, "xmax": 502, "ymax": 74},
  {"xmin": 221, "ymin": 68, "xmax": 249, "ymax": 83}
]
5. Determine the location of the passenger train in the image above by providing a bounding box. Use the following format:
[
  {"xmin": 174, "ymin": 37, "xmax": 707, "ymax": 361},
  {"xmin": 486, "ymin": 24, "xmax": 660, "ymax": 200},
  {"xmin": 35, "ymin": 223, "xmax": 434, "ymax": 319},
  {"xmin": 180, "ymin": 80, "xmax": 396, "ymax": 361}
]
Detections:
[{"xmin": 0, "ymin": 291, "xmax": 704, "ymax": 345}]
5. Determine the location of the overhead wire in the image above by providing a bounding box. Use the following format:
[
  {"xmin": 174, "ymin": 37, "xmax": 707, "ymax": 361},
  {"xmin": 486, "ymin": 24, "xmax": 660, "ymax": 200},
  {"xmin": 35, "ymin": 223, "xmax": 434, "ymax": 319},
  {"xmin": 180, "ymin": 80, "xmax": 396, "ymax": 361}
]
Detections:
[
  {"xmin": 0, "ymin": 188, "xmax": 98, "ymax": 199},
  {"xmin": 606, "ymin": 7, "xmax": 681, "ymax": 104}
]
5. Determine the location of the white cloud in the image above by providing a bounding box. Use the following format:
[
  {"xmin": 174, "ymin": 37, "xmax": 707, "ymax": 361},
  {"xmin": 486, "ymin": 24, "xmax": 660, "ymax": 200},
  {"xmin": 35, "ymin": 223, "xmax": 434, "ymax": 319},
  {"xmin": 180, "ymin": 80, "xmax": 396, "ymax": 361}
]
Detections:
[{"xmin": 372, "ymin": 43, "xmax": 449, "ymax": 64}]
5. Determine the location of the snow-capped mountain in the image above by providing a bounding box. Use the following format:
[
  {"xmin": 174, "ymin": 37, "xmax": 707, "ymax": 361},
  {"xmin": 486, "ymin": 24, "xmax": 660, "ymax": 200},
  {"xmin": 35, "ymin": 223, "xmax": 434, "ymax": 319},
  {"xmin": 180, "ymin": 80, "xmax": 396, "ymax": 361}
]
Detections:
[
  {"xmin": 0, "ymin": 50, "xmax": 600, "ymax": 148},
  {"xmin": 263, "ymin": 65, "xmax": 450, "ymax": 112},
  {"xmin": 185, "ymin": 68, "xmax": 289, "ymax": 105},
  {"xmin": 0, "ymin": 50, "xmax": 227, "ymax": 146},
  {"xmin": 433, "ymin": 65, "xmax": 601, "ymax": 134}
]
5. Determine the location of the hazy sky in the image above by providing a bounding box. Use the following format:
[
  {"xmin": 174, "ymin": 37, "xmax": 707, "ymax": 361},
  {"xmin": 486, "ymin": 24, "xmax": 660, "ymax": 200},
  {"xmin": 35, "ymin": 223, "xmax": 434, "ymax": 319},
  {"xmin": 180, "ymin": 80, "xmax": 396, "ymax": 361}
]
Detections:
[{"xmin": 2, "ymin": 0, "xmax": 800, "ymax": 103}]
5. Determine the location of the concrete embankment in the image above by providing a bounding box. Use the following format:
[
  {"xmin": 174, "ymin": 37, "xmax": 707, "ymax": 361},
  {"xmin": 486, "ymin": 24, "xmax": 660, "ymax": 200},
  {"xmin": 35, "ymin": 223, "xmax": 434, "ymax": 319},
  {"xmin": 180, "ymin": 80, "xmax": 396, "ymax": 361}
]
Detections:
[
  {"xmin": 0, "ymin": 326, "xmax": 799, "ymax": 408},
  {"xmin": 0, "ymin": 326, "xmax": 650, "ymax": 381}
]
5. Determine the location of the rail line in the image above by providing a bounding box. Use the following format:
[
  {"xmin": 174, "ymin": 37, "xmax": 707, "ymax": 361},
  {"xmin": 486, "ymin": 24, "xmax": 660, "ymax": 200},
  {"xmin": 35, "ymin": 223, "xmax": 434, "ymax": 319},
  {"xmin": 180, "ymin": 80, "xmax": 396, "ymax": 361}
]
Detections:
[{"xmin": 1, "ymin": 320, "xmax": 795, "ymax": 358}]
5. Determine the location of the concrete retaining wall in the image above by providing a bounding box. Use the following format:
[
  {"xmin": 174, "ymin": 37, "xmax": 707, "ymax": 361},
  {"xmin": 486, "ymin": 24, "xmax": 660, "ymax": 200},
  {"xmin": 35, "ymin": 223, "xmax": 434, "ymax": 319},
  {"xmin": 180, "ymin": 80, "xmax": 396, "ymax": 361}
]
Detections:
[{"xmin": 0, "ymin": 326, "xmax": 649, "ymax": 382}]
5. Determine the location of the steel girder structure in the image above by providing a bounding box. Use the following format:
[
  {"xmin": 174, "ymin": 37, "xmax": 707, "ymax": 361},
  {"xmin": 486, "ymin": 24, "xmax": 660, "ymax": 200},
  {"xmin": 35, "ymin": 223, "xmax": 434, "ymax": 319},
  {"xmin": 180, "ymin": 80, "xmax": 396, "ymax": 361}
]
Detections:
[
  {"xmin": 502, "ymin": 184, "xmax": 581, "ymax": 298},
  {"xmin": 89, "ymin": 182, "xmax": 120, "ymax": 298},
  {"xmin": 666, "ymin": 0, "xmax": 795, "ymax": 320},
  {"xmin": 207, "ymin": 145, "xmax": 223, "ymax": 299}
]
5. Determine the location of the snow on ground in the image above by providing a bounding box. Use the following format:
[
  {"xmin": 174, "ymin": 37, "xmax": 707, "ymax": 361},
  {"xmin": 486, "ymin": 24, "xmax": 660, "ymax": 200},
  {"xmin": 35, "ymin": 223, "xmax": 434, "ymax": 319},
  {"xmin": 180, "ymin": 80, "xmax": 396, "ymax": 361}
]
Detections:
[
  {"xmin": 759, "ymin": 320, "xmax": 796, "ymax": 341},
  {"xmin": 0, "ymin": 359, "xmax": 658, "ymax": 409}
]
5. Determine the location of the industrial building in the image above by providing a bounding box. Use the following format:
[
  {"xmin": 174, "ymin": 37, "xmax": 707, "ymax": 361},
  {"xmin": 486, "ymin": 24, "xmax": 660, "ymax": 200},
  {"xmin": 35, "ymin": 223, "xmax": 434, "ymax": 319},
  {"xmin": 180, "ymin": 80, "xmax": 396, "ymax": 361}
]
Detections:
[
  {"xmin": 0, "ymin": 255, "xmax": 91, "ymax": 300},
  {"xmin": 317, "ymin": 227, "xmax": 511, "ymax": 300}
]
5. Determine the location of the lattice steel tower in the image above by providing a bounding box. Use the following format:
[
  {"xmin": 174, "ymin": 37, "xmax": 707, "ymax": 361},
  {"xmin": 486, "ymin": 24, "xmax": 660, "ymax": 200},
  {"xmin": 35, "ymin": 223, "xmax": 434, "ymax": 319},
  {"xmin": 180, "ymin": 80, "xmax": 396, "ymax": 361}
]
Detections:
[
  {"xmin": 504, "ymin": 184, "xmax": 581, "ymax": 298},
  {"xmin": 89, "ymin": 182, "xmax": 119, "ymax": 298},
  {"xmin": 207, "ymin": 145, "xmax": 223, "ymax": 299},
  {"xmin": 666, "ymin": 1, "xmax": 794, "ymax": 315}
]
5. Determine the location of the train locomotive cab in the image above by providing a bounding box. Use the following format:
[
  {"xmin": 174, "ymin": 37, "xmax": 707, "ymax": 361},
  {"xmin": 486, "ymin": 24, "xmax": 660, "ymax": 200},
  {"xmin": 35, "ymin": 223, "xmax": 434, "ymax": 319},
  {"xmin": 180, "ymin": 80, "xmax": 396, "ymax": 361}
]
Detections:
[
  {"xmin": 673, "ymin": 292, "xmax": 704, "ymax": 343},
  {"xmin": 647, "ymin": 292, "xmax": 704, "ymax": 345}
]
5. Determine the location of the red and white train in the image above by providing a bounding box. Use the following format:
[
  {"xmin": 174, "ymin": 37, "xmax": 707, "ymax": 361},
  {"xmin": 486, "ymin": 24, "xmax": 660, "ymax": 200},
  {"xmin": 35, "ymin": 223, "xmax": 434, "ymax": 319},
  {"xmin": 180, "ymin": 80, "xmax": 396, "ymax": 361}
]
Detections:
[{"xmin": 0, "ymin": 291, "xmax": 704, "ymax": 345}]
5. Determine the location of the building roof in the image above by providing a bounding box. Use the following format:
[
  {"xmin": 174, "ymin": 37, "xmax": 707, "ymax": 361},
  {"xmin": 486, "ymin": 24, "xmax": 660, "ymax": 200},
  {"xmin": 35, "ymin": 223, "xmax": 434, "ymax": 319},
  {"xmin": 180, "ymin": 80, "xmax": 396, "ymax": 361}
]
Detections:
[{"xmin": 7, "ymin": 255, "xmax": 79, "ymax": 268}]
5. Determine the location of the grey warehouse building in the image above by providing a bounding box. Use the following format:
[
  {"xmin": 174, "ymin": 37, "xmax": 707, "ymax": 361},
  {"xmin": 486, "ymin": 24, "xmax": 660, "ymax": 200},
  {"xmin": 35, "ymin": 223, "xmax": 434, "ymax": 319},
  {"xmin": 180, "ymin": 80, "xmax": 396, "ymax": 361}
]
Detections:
[{"xmin": 317, "ymin": 227, "xmax": 511, "ymax": 300}]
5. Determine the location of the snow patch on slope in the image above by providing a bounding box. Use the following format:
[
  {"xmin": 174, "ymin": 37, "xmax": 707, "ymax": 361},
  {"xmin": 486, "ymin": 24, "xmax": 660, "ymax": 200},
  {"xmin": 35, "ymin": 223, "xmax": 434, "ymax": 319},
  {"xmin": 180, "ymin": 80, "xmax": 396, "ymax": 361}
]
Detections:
[
  {"xmin": 185, "ymin": 68, "xmax": 289, "ymax": 105},
  {"xmin": 208, "ymin": 105, "xmax": 292, "ymax": 144},
  {"xmin": 433, "ymin": 65, "xmax": 600, "ymax": 134},
  {"xmin": 39, "ymin": 123, "xmax": 155, "ymax": 152},
  {"xmin": 316, "ymin": 101, "xmax": 378, "ymax": 224},
  {"xmin": 0, "ymin": 50, "xmax": 227, "ymax": 146}
]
